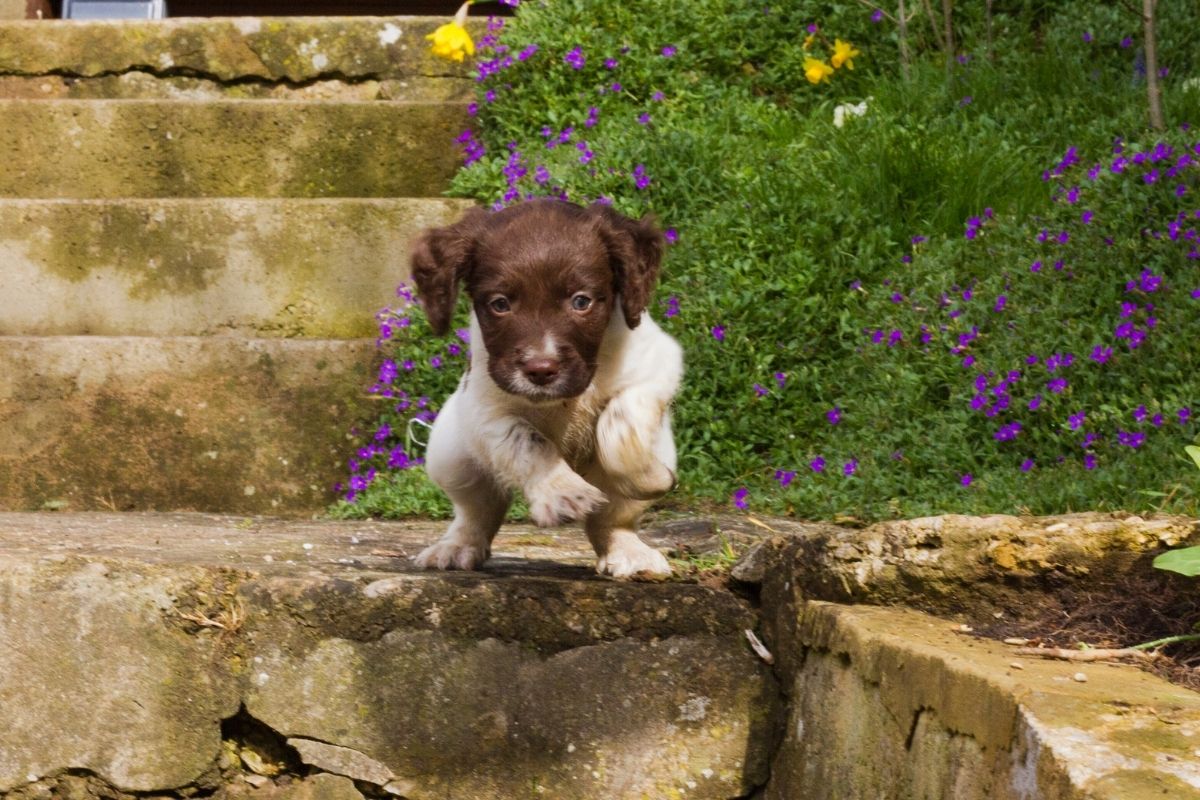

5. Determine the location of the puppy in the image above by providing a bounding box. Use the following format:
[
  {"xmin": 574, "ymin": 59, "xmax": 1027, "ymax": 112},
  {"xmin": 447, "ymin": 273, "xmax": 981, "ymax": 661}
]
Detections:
[{"xmin": 408, "ymin": 199, "xmax": 682, "ymax": 578}]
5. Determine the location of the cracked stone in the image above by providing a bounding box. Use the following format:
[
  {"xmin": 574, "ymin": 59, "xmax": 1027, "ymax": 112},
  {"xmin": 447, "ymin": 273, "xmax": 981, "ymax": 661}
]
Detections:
[{"xmin": 286, "ymin": 738, "xmax": 395, "ymax": 787}]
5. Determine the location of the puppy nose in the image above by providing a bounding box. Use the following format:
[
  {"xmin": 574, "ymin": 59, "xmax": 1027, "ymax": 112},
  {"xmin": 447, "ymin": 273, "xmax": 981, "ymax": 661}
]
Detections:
[{"xmin": 522, "ymin": 358, "xmax": 561, "ymax": 385}]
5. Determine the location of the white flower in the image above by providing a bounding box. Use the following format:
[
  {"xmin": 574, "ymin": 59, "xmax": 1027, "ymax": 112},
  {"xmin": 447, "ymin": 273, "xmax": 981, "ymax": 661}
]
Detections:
[{"xmin": 833, "ymin": 99, "xmax": 870, "ymax": 128}]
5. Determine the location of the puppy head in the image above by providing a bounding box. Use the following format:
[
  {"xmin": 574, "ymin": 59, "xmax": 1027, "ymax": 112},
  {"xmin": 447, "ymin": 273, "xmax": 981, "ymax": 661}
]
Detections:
[{"xmin": 410, "ymin": 199, "xmax": 664, "ymax": 400}]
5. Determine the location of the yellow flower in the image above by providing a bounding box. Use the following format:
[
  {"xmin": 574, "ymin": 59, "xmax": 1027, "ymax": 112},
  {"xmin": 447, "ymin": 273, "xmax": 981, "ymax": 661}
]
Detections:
[
  {"xmin": 426, "ymin": 21, "xmax": 475, "ymax": 62},
  {"xmin": 802, "ymin": 33, "xmax": 816, "ymax": 51},
  {"xmin": 803, "ymin": 57, "xmax": 834, "ymax": 84},
  {"xmin": 831, "ymin": 39, "xmax": 861, "ymax": 70}
]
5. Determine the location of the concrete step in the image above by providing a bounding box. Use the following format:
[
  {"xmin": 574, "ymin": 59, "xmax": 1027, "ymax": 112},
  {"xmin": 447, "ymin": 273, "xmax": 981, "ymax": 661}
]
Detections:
[
  {"xmin": 0, "ymin": 197, "xmax": 474, "ymax": 337},
  {"xmin": 0, "ymin": 72, "xmax": 474, "ymax": 102},
  {"xmin": 0, "ymin": 336, "xmax": 382, "ymax": 513},
  {"xmin": 0, "ymin": 512, "xmax": 775, "ymax": 800},
  {"xmin": 0, "ymin": 17, "xmax": 478, "ymax": 85},
  {"xmin": 0, "ymin": 98, "xmax": 469, "ymax": 198}
]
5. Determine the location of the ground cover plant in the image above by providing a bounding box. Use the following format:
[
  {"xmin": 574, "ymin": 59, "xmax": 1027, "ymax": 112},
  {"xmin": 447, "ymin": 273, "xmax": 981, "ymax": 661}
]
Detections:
[{"xmin": 333, "ymin": 0, "xmax": 1200, "ymax": 523}]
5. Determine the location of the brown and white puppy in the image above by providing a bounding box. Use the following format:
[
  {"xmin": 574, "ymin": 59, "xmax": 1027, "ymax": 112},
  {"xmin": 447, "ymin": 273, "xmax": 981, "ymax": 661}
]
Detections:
[{"xmin": 409, "ymin": 199, "xmax": 682, "ymax": 578}]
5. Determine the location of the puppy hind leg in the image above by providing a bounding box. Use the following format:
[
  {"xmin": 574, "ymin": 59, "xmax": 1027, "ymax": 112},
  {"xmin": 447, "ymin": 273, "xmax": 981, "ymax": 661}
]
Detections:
[{"xmin": 584, "ymin": 494, "xmax": 672, "ymax": 579}]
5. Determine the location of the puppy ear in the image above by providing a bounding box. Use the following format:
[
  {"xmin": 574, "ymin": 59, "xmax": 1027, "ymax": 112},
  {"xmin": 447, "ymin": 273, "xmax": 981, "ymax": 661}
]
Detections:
[
  {"xmin": 409, "ymin": 207, "xmax": 489, "ymax": 336},
  {"xmin": 590, "ymin": 205, "xmax": 664, "ymax": 329}
]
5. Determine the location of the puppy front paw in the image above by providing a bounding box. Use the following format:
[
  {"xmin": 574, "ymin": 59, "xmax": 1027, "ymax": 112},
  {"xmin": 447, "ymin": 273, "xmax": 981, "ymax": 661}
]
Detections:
[
  {"xmin": 414, "ymin": 540, "xmax": 490, "ymax": 571},
  {"xmin": 526, "ymin": 466, "xmax": 607, "ymax": 527},
  {"xmin": 597, "ymin": 536, "xmax": 672, "ymax": 579}
]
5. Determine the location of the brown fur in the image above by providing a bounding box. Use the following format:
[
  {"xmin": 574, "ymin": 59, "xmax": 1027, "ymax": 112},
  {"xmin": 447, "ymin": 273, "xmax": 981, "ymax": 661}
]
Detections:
[{"xmin": 410, "ymin": 200, "xmax": 664, "ymax": 400}]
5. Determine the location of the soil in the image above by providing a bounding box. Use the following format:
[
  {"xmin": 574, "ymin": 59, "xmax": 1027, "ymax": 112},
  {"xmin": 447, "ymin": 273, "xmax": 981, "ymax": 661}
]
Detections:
[{"xmin": 971, "ymin": 569, "xmax": 1200, "ymax": 691}]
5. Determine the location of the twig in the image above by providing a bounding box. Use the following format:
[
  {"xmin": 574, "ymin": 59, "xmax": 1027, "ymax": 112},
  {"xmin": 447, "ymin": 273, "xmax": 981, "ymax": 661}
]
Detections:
[
  {"xmin": 745, "ymin": 629, "xmax": 775, "ymax": 665},
  {"xmin": 1014, "ymin": 646, "xmax": 1159, "ymax": 663}
]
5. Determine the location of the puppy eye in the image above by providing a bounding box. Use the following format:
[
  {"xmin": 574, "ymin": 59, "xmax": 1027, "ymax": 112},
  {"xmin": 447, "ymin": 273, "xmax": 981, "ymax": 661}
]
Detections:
[
  {"xmin": 570, "ymin": 294, "xmax": 593, "ymax": 312},
  {"xmin": 489, "ymin": 296, "xmax": 512, "ymax": 314}
]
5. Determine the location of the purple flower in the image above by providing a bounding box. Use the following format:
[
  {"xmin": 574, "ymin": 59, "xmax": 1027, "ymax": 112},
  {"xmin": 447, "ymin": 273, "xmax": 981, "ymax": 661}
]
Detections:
[
  {"xmin": 1090, "ymin": 345, "xmax": 1113, "ymax": 364},
  {"xmin": 810, "ymin": 456, "xmax": 826, "ymax": 473},
  {"xmin": 775, "ymin": 469, "xmax": 796, "ymax": 488},
  {"xmin": 604, "ymin": 57, "xmax": 619, "ymax": 69},
  {"xmin": 1179, "ymin": 407, "xmax": 1192, "ymax": 424},
  {"xmin": 1068, "ymin": 410, "xmax": 1086, "ymax": 430},
  {"xmin": 732, "ymin": 487, "xmax": 749, "ymax": 509},
  {"xmin": 637, "ymin": 113, "xmax": 652, "ymax": 125},
  {"xmin": 1084, "ymin": 454, "xmax": 1097, "ymax": 470},
  {"xmin": 871, "ymin": 8, "xmax": 884, "ymax": 23},
  {"xmin": 564, "ymin": 46, "xmax": 586, "ymax": 70},
  {"xmin": 826, "ymin": 407, "xmax": 842, "ymax": 425},
  {"xmin": 664, "ymin": 295, "xmax": 680, "ymax": 318},
  {"xmin": 429, "ymin": 356, "xmax": 443, "ymax": 369},
  {"xmin": 1029, "ymin": 394, "xmax": 1043, "ymax": 411},
  {"xmin": 1133, "ymin": 404, "xmax": 1148, "ymax": 423},
  {"xmin": 960, "ymin": 473, "xmax": 973, "ymax": 486},
  {"xmin": 843, "ymin": 458, "xmax": 859, "ymax": 476},
  {"xmin": 1120, "ymin": 36, "xmax": 1133, "ymax": 49},
  {"xmin": 994, "ymin": 422, "xmax": 1022, "ymax": 442},
  {"xmin": 664, "ymin": 228, "xmax": 679, "ymax": 243},
  {"xmin": 754, "ymin": 383, "xmax": 769, "ymax": 397},
  {"xmin": 632, "ymin": 163, "xmax": 651, "ymax": 190},
  {"xmin": 711, "ymin": 324, "xmax": 725, "ymax": 341},
  {"xmin": 1047, "ymin": 378, "xmax": 1068, "ymax": 394},
  {"xmin": 661, "ymin": 45, "xmax": 677, "ymax": 57},
  {"xmin": 1117, "ymin": 430, "xmax": 1146, "ymax": 448},
  {"xmin": 1021, "ymin": 458, "xmax": 1035, "ymax": 472}
]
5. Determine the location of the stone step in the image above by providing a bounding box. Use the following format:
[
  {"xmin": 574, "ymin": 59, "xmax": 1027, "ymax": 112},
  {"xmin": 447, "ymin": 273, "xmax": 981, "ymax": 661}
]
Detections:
[
  {"xmin": 0, "ymin": 197, "xmax": 473, "ymax": 337},
  {"xmin": 0, "ymin": 72, "xmax": 474, "ymax": 102},
  {"xmin": 0, "ymin": 336, "xmax": 382, "ymax": 513},
  {"xmin": 0, "ymin": 98, "xmax": 469, "ymax": 198},
  {"xmin": 0, "ymin": 512, "xmax": 775, "ymax": 800},
  {"xmin": 0, "ymin": 17, "xmax": 479, "ymax": 85}
]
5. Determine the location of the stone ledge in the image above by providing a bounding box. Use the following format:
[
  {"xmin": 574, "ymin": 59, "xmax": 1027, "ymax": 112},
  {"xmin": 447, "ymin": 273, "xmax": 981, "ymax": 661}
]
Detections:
[
  {"xmin": 0, "ymin": 99, "xmax": 469, "ymax": 198},
  {"xmin": 0, "ymin": 17, "xmax": 483, "ymax": 83},
  {"xmin": 762, "ymin": 601, "xmax": 1200, "ymax": 800},
  {"xmin": 0, "ymin": 512, "xmax": 778, "ymax": 799},
  {"xmin": 0, "ymin": 197, "xmax": 475, "ymax": 338},
  {"xmin": 0, "ymin": 337, "xmax": 382, "ymax": 513}
]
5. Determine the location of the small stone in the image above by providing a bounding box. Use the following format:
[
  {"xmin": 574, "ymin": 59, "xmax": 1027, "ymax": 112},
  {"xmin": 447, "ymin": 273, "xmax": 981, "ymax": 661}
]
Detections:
[
  {"xmin": 1010, "ymin": 662, "xmax": 1025, "ymax": 670},
  {"xmin": 288, "ymin": 737, "xmax": 394, "ymax": 786},
  {"xmin": 1073, "ymin": 672, "xmax": 1088, "ymax": 683},
  {"xmin": 242, "ymin": 773, "xmax": 269, "ymax": 787}
]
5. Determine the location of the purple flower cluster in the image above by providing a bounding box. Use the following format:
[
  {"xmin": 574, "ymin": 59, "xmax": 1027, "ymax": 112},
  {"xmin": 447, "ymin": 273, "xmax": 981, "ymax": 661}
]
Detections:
[{"xmin": 842, "ymin": 137, "xmax": 1200, "ymax": 491}]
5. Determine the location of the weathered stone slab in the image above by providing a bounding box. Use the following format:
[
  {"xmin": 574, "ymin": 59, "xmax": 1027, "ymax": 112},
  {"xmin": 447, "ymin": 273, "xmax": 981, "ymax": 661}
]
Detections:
[
  {"xmin": 731, "ymin": 511, "xmax": 1200, "ymax": 618},
  {"xmin": 0, "ymin": 99, "xmax": 469, "ymax": 198},
  {"xmin": 0, "ymin": 17, "xmax": 482, "ymax": 83},
  {"xmin": 0, "ymin": 512, "xmax": 778, "ymax": 799},
  {"xmin": 0, "ymin": 72, "xmax": 474, "ymax": 101},
  {"xmin": 0, "ymin": 197, "xmax": 473, "ymax": 337},
  {"xmin": 0, "ymin": 336, "xmax": 381, "ymax": 513},
  {"xmin": 759, "ymin": 601, "xmax": 1200, "ymax": 800}
]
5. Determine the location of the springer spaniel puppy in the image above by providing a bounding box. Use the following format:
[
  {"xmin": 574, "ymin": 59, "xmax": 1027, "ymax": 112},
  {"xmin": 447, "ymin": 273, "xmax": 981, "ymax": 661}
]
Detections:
[{"xmin": 408, "ymin": 199, "xmax": 682, "ymax": 578}]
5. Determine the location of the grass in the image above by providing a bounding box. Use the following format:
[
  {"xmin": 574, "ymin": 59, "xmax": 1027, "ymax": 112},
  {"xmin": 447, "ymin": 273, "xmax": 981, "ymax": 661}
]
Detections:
[{"xmin": 334, "ymin": 0, "xmax": 1200, "ymax": 523}]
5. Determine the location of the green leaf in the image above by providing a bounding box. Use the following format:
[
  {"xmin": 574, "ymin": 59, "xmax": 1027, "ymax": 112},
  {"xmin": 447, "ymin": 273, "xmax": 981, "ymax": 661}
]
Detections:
[
  {"xmin": 1153, "ymin": 546, "xmax": 1200, "ymax": 577},
  {"xmin": 1186, "ymin": 445, "xmax": 1200, "ymax": 472}
]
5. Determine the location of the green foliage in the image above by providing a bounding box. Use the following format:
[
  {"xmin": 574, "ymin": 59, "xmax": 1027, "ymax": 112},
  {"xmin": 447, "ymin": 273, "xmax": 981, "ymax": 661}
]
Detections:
[
  {"xmin": 1154, "ymin": 546, "xmax": 1200, "ymax": 577},
  {"xmin": 339, "ymin": 0, "xmax": 1200, "ymax": 521}
]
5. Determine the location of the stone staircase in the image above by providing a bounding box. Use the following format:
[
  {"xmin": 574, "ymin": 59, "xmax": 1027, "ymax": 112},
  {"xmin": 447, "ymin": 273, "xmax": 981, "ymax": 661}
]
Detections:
[{"xmin": 0, "ymin": 17, "xmax": 476, "ymax": 514}]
